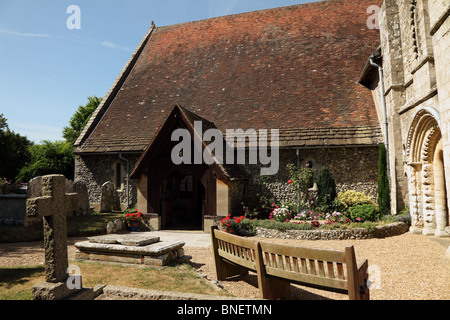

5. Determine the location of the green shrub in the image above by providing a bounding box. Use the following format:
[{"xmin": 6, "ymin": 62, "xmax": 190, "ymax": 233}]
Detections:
[
  {"xmin": 378, "ymin": 144, "xmax": 391, "ymax": 215},
  {"xmin": 337, "ymin": 190, "xmax": 374, "ymax": 208},
  {"xmin": 316, "ymin": 167, "xmax": 337, "ymax": 211},
  {"xmin": 348, "ymin": 204, "xmax": 380, "ymax": 222}
]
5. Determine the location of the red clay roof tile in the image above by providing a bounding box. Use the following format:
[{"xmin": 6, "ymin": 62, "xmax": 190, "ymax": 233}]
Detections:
[{"xmin": 76, "ymin": 0, "xmax": 382, "ymax": 154}]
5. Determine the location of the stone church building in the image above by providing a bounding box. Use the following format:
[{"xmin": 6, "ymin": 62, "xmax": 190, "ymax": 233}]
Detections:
[
  {"xmin": 74, "ymin": 0, "xmax": 383, "ymax": 231},
  {"xmin": 359, "ymin": 0, "xmax": 450, "ymax": 237}
]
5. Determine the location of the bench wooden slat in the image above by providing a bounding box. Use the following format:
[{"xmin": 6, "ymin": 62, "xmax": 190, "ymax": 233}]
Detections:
[
  {"xmin": 336, "ymin": 263, "xmax": 345, "ymax": 280},
  {"xmin": 318, "ymin": 261, "xmax": 325, "ymax": 277},
  {"xmin": 218, "ymin": 249, "xmax": 257, "ymax": 271},
  {"xmin": 309, "ymin": 259, "xmax": 317, "ymax": 275},
  {"xmin": 214, "ymin": 229, "xmax": 257, "ymax": 249},
  {"xmin": 285, "ymin": 256, "xmax": 292, "ymax": 271},
  {"xmin": 260, "ymin": 241, "xmax": 346, "ymax": 263},
  {"xmin": 327, "ymin": 261, "xmax": 335, "ymax": 279},
  {"xmin": 211, "ymin": 226, "xmax": 369, "ymax": 300},
  {"xmin": 265, "ymin": 266, "xmax": 348, "ymax": 291},
  {"xmin": 300, "ymin": 258, "xmax": 308, "ymax": 274}
]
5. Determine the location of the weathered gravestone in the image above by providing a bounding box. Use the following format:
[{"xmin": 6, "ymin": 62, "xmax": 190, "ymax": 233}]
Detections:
[
  {"xmin": 73, "ymin": 180, "xmax": 90, "ymax": 216},
  {"xmin": 24, "ymin": 176, "xmax": 43, "ymax": 226},
  {"xmin": 25, "ymin": 176, "xmax": 90, "ymax": 225},
  {"xmin": 100, "ymin": 181, "xmax": 121, "ymax": 213},
  {"xmin": 27, "ymin": 175, "xmax": 95, "ymax": 300}
]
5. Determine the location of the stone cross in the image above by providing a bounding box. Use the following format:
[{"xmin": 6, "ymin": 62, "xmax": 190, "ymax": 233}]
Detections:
[{"xmin": 27, "ymin": 175, "xmax": 78, "ymax": 283}]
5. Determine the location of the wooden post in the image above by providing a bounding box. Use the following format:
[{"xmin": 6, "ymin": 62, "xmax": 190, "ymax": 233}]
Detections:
[
  {"xmin": 255, "ymin": 242, "xmax": 291, "ymax": 300},
  {"xmin": 345, "ymin": 246, "xmax": 361, "ymax": 300},
  {"xmin": 210, "ymin": 226, "xmax": 248, "ymax": 280}
]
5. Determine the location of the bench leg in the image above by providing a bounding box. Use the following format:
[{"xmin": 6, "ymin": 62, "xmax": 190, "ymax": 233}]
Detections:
[
  {"xmin": 215, "ymin": 260, "xmax": 249, "ymax": 280},
  {"xmin": 254, "ymin": 242, "xmax": 290, "ymax": 300},
  {"xmin": 258, "ymin": 274, "xmax": 291, "ymax": 300},
  {"xmin": 357, "ymin": 259, "xmax": 370, "ymax": 300},
  {"xmin": 211, "ymin": 226, "xmax": 248, "ymax": 280}
]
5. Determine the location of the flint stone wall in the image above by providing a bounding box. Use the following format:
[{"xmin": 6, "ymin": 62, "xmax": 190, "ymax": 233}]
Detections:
[
  {"xmin": 74, "ymin": 154, "xmax": 140, "ymax": 208},
  {"xmin": 76, "ymin": 147, "xmax": 378, "ymax": 215},
  {"xmin": 244, "ymin": 146, "xmax": 379, "ymax": 206}
]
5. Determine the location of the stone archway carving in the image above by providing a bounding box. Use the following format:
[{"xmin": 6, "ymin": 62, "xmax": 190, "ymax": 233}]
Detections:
[{"xmin": 406, "ymin": 108, "xmax": 449, "ymax": 237}]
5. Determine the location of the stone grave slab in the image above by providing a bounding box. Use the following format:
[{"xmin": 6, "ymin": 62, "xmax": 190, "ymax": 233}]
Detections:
[
  {"xmin": 89, "ymin": 233, "xmax": 160, "ymax": 246},
  {"xmin": 75, "ymin": 232, "xmax": 185, "ymax": 267}
]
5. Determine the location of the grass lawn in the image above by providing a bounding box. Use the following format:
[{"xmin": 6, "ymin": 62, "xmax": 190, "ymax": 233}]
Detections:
[
  {"xmin": 0, "ymin": 261, "xmax": 231, "ymax": 300},
  {"xmin": 0, "ymin": 212, "xmax": 231, "ymax": 300}
]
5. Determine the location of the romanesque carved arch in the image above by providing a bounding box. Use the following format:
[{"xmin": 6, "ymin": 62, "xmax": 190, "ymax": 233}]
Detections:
[
  {"xmin": 406, "ymin": 107, "xmax": 441, "ymax": 163},
  {"xmin": 405, "ymin": 107, "xmax": 448, "ymax": 236}
]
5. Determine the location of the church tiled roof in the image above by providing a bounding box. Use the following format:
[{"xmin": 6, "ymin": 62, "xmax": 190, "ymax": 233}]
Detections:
[{"xmin": 75, "ymin": 0, "xmax": 382, "ymax": 154}]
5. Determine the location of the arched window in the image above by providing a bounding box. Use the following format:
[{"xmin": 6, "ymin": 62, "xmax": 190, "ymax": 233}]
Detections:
[{"xmin": 115, "ymin": 162, "xmax": 122, "ymax": 190}]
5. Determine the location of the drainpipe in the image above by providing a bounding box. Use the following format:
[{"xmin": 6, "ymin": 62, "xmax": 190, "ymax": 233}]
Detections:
[
  {"xmin": 296, "ymin": 148, "xmax": 300, "ymax": 211},
  {"xmin": 119, "ymin": 153, "xmax": 130, "ymax": 209},
  {"xmin": 369, "ymin": 55, "xmax": 390, "ymax": 179}
]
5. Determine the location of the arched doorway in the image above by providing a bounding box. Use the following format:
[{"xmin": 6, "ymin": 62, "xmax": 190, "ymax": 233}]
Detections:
[
  {"xmin": 161, "ymin": 168, "xmax": 206, "ymax": 230},
  {"xmin": 406, "ymin": 108, "xmax": 449, "ymax": 237}
]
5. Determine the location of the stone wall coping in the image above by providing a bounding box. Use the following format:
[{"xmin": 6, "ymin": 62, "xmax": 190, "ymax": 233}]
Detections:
[{"xmin": 255, "ymin": 222, "xmax": 409, "ymax": 241}]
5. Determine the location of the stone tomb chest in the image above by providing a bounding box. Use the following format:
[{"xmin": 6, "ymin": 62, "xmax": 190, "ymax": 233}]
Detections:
[{"xmin": 75, "ymin": 233, "xmax": 185, "ymax": 266}]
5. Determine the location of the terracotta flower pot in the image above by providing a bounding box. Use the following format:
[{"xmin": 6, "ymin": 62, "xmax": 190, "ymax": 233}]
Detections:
[
  {"xmin": 128, "ymin": 221, "xmax": 139, "ymax": 232},
  {"xmin": 221, "ymin": 226, "xmax": 235, "ymax": 234}
]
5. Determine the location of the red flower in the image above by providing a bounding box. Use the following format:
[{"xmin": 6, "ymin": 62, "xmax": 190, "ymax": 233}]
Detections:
[
  {"xmin": 288, "ymin": 180, "xmax": 293, "ymax": 184},
  {"xmin": 236, "ymin": 218, "xmax": 241, "ymax": 223}
]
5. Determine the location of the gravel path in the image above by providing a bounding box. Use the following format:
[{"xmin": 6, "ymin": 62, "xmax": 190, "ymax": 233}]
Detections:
[{"xmin": 1, "ymin": 233, "xmax": 448, "ymax": 300}]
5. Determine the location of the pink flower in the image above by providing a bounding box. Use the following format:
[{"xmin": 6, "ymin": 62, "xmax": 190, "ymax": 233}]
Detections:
[{"xmin": 357, "ymin": 218, "xmax": 362, "ymax": 221}]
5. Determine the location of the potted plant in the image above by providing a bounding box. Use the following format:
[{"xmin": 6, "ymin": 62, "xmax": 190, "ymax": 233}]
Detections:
[
  {"xmin": 124, "ymin": 209, "xmax": 143, "ymax": 231},
  {"xmin": 219, "ymin": 215, "xmax": 245, "ymax": 234}
]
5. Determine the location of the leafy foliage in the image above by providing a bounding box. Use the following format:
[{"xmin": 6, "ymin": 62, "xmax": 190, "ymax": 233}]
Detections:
[
  {"xmin": 63, "ymin": 96, "xmax": 102, "ymax": 145},
  {"xmin": 316, "ymin": 167, "xmax": 337, "ymax": 210},
  {"xmin": 287, "ymin": 163, "xmax": 314, "ymax": 198},
  {"xmin": 16, "ymin": 141, "xmax": 75, "ymax": 182},
  {"xmin": 348, "ymin": 204, "xmax": 380, "ymax": 222},
  {"xmin": 337, "ymin": 190, "xmax": 374, "ymax": 208},
  {"xmin": 0, "ymin": 114, "xmax": 32, "ymax": 181},
  {"xmin": 377, "ymin": 143, "xmax": 391, "ymax": 215}
]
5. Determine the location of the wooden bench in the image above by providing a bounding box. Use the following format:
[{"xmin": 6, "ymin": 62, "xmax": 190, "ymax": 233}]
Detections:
[{"xmin": 211, "ymin": 226, "xmax": 370, "ymax": 300}]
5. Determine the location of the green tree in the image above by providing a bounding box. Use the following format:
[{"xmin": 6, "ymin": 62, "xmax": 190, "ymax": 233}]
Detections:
[
  {"xmin": 316, "ymin": 167, "xmax": 337, "ymax": 211},
  {"xmin": 16, "ymin": 141, "xmax": 75, "ymax": 182},
  {"xmin": 63, "ymin": 96, "xmax": 102, "ymax": 145},
  {"xmin": 0, "ymin": 114, "xmax": 32, "ymax": 181},
  {"xmin": 0, "ymin": 114, "xmax": 8, "ymax": 132},
  {"xmin": 377, "ymin": 143, "xmax": 390, "ymax": 215}
]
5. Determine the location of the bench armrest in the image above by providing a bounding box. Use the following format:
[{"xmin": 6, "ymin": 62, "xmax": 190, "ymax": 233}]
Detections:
[
  {"xmin": 357, "ymin": 259, "xmax": 370, "ymax": 300},
  {"xmin": 357, "ymin": 259, "xmax": 368, "ymax": 271}
]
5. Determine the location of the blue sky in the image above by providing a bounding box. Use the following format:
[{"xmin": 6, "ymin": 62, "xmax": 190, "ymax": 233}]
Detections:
[{"xmin": 0, "ymin": 0, "xmax": 315, "ymax": 143}]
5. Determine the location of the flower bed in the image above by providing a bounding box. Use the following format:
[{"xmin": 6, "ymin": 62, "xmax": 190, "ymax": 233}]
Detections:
[{"xmin": 254, "ymin": 222, "xmax": 409, "ymax": 241}]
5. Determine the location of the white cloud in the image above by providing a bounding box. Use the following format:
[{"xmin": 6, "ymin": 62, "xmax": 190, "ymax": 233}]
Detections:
[
  {"xmin": 100, "ymin": 41, "xmax": 132, "ymax": 52},
  {"xmin": 71, "ymin": 36, "xmax": 132, "ymax": 52},
  {"xmin": 0, "ymin": 28, "xmax": 51, "ymax": 38}
]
